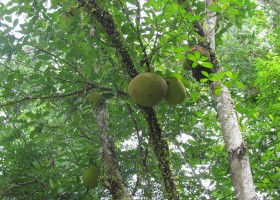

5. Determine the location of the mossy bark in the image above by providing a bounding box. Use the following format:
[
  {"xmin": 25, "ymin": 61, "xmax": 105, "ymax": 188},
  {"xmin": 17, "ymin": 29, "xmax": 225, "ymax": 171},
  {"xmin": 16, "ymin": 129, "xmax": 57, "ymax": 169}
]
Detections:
[
  {"xmin": 96, "ymin": 100, "xmax": 131, "ymax": 200},
  {"xmin": 143, "ymin": 107, "xmax": 179, "ymax": 200}
]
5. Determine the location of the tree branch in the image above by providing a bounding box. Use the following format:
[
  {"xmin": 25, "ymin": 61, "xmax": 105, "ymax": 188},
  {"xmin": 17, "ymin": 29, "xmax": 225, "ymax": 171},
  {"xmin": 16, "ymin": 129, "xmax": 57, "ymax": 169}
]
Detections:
[
  {"xmin": 77, "ymin": 0, "xmax": 138, "ymax": 79},
  {"xmin": 96, "ymin": 100, "xmax": 132, "ymax": 200},
  {"xmin": 0, "ymin": 83, "xmax": 128, "ymax": 107}
]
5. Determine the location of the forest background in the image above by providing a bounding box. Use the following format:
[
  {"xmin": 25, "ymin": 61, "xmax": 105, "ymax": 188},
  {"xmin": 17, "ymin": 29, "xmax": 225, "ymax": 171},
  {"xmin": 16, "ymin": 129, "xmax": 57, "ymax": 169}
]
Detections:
[{"xmin": 0, "ymin": 0, "xmax": 279, "ymax": 199}]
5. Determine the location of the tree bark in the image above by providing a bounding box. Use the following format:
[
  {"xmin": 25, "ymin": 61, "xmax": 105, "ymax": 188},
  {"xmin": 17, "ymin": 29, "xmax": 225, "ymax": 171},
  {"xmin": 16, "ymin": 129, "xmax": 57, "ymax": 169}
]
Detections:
[
  {"xmin": 211, "ymin": 83, "xmax": 257, "ymax": 200},
  {"xmin": 204, "ymin": 0, "xmax": 257, "ymax": 199},
  {"xmin": 96, "ymin": 100, "xmax": 131, "ymax": 200}
]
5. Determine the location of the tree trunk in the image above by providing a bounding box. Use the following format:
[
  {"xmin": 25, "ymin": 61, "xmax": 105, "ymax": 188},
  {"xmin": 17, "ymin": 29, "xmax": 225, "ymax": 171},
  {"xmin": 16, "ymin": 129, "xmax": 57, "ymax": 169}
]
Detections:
[
  {"xmin": 96, "ymin": 100, "xmax": 131, "ymax": 200},
  {"xmin": 205, "ymin": 0, "xmax": 257, "ymax": 199},
  {"xmin": 211, "ymin": 83, "xmax": 257, "ymax": 200}
]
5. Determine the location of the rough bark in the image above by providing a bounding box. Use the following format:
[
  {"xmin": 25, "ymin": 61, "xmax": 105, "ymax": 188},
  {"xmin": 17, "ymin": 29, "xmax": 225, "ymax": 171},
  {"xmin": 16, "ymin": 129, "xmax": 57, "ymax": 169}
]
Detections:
[
  {"xmin": 205, "ymin": 0, "xmax": 217, "ymax": 50},
  {"xmin": 78, "ymin": 1, "xmax": 179, "ymax": 199},
  {"xmin": 95, "ymin": 100, "xmax": 131, "ymax": 200},
  {"xmin": 143, "ymin": 107, "xmax": 179, "ymax": 200}
]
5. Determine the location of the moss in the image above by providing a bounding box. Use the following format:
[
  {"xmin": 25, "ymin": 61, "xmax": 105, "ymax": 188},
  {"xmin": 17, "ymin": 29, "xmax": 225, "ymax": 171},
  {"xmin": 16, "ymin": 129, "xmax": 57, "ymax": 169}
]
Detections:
[{"xmin": 143, "ymin": 107, "xmax": 179, "ymax": 199}]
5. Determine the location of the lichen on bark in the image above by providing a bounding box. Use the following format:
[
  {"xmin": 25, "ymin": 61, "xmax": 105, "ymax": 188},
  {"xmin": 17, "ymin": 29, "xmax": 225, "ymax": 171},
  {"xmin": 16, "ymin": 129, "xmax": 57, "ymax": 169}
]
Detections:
[{"xmin": 96, "ymin": 100, "xmax": 131, "ymax": 200}]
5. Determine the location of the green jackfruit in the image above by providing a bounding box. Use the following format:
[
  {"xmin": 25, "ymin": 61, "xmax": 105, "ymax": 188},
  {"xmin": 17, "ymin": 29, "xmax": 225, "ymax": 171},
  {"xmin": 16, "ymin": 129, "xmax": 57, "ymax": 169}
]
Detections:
[
  {"xmin": 164, "ymin": 77, "xmax": 186, "ymax": 105},
  {"xmin": 82, "ymin": 167, "xmax": 99, "ymax": 189},
  {"xmin": 128, "ymin": 72, "xmax": 167, "ymax": 107},
  {"xmin": 88, "ymin": 92, "xmax": 102, "ymax": 108}
]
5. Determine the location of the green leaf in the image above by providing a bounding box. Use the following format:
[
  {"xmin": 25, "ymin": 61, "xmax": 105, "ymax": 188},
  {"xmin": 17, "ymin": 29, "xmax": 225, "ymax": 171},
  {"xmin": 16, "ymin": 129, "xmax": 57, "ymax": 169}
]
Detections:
[
  {"xmin": 215, "ymin": 85, "xmax": 222, "ymax": 96},
  {"xmin": 194, "ymin": 51, "xmax": 201, "ymax": 59},
  {"xmin": 192, "ymin": 61, "xmax": 198, "ymax": 68},
  {"xmin": 25, "ymin": 112, "xmax": 36, "ymax": 119},
  {"xmin": 269, "ymin": 114, "xmax": 274, "ymax": 121},
  {"xmin": 209, "ymin": 74, "xmax": 219, "ymax": 81},
  {"xmin": 235, "ymin": 80, "xmax": 245, "ymax": 89},
  {"xmin": 221, "ymin": 2, "xmax": 229, "ymax": 11},
  {"xmin": 4, "ymin": 16, "xmax": 12, "ymax": 23},
  {"xmin": 186, "ymin": 54, "xmax": 196, "ymax": 61},
  {"xmin": 13, "ymin": 19, "xmax": 19, "ymax": 27},
  {"xmin": 236, "ymin": 103, "xmax": 248, "ymax": 114},
  {"xmin": 200, "ymin": 78, "xmax": 208, "ymax": 83},
  {"xmin": 276, "ymin": 167, "xmax": 280, "ymax": 173},
  {"xmin": 200, "ymin": 62, "xmax": 213, "ymax": 68},
  {"xmin": 225, "ymin": 71, "xmax": 233, "ymax": 78},
  {"xmin": 201, "ymin": 71, "xmax": 209, "ymax": 78},
  {"xmin": 196, "ymin": 111, "xmax": 203, "ymax": 118}
]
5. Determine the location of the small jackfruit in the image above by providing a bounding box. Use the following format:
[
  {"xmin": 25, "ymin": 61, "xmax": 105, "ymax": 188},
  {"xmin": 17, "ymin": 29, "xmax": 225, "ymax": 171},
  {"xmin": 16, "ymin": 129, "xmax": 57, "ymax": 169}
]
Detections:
[
  {"xmin": 185, "ymin": 45, "xmax": 211, "ymax": 69},
  {"xmin": 184, "ymin": 45, "xmax": 214, "ymax": 81},
  {"xmin": 88, "ymin": 92, "xmax": 102, "ymax": 108},
  {"xmin": 192, "ymin": 45, "xmax": 210, "ymax": 60},
  {"xmin": 82, "ymin": 167, "xmax": 99, "ymax": 189},
  {"xmin": 128, "ymin": 72, "xmax": 168, "ymax": 107},
  {"xmin": 164, "ymin": 77, "xmax": 186, "ymax": 105}
]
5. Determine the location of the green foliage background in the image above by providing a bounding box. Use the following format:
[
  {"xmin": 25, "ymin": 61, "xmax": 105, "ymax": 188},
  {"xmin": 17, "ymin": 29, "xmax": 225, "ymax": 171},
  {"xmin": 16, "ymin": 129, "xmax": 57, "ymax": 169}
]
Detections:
[{"xmin": 0, "ymin": 0, "xmax": 279, "ymax": 199}]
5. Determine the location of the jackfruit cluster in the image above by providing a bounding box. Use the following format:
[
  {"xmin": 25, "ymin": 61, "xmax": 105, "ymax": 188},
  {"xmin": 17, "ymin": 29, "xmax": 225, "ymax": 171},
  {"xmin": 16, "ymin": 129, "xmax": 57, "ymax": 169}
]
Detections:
[
  {"xmin": 128, "ymin": 72, "xmax": 186, "ymax": 107},
  {"xmin": 82, "ymin": 166, "xmax": 99, "ymax": 189}
]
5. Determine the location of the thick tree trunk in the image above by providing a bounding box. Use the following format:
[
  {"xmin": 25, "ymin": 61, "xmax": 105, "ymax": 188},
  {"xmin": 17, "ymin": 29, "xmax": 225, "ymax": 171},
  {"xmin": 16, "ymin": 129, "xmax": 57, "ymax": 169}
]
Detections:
[
  {"xmin": 205, "ymin": 0, "xmax": 257, "ymax": 199},
  {"xmin": 96, "ymin": 100, "xmax": 131, "ymax": 200},
  {"xmin": 211, "ymin": 83, "xmax": 256, "ymax": 200}
]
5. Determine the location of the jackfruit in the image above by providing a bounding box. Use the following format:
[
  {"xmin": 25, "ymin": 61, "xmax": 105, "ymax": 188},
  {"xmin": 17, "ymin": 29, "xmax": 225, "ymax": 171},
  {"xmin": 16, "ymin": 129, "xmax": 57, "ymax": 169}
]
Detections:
[
  {"xmin": 128, "ymin": 72, "xmax": 167, "ymax": 107},
  {"xmin": 164, "ymin": 77, "xmax": 186, "ymax": 105},
  {"xmin": 88, "ymin": 92, "xmax": 102, "ymax": 108},
  {"xmin": 184, "ymin": 45, "xmax": 211, "ymax": 69},
  {"xmin": 82, "ymin": 167, "xmax": 99, "ymax": 189},
  {"xmin": 184, "ymin": 45, "xmax": 214, "ymax": 81}
]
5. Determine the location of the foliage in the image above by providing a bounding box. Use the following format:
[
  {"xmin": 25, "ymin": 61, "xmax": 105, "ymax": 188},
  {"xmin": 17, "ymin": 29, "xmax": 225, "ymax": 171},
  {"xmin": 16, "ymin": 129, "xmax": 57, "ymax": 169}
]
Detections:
[{"xmin": 0, "ymin": 0, "xmax": 278, "ymax": 199}]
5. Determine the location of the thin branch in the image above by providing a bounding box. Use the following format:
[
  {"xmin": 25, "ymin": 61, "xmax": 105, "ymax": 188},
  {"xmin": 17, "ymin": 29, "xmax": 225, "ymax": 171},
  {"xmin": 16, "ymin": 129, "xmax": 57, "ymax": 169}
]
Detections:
[
  {"xmin": 0, "ymin": 86, "xmax": 91, "ymax": 107},
  {"xmin": 30, "ymin": 45, "xmax": 88, "ymax": 80},
  {"xmin": 118, "ymin": 0, "xmax": 151, "ymax": 71},
  {"xmin": 127, "ymin": 103, "xmax": 154, "ymax": 197},
  {"xmin": 0, "ymin": 83, "xmax": 128, "ymax": 107}
]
